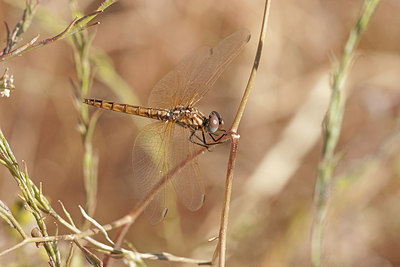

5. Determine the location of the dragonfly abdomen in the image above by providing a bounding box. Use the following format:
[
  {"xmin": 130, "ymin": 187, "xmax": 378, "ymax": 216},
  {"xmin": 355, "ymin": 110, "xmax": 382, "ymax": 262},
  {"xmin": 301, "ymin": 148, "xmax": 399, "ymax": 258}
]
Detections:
[
  {"xmin": 84, "ymin": 99, "xmax": 170, "ymax": 121},
  {"xmin": 84, "ymin": 99, "xmax": 207, "ymax": 130}
]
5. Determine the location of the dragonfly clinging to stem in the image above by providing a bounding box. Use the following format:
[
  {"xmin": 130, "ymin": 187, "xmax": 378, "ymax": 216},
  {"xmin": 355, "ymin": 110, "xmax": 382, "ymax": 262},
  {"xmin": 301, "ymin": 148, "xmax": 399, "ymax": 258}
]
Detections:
[{"xmin": 84, "ymin": 30, "xmax": 251, "ymax": 224}]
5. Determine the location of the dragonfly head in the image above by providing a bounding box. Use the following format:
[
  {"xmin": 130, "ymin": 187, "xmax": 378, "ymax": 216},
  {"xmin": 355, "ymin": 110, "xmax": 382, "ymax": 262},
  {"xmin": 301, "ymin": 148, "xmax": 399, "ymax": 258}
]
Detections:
[{"xmin": 207, "ymin": 111, "xmax": 224, "ymax": 133}]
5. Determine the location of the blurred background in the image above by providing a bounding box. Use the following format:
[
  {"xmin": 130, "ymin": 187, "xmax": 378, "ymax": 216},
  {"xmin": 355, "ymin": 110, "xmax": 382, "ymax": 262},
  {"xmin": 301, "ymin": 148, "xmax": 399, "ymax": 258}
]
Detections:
[{"xmin": 1, "ymin": 0, "xmax": 400, "ymax": 266}]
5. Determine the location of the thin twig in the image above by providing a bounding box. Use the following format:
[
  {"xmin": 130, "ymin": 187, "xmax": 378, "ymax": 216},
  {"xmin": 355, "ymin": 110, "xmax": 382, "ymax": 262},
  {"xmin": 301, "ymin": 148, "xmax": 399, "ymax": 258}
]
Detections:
[
  {"xmin": 79, "ymin": 205, "xmax": 114, "ymax": 246},
  {"xmin": 214, "ymin": 133, "xmax": 239, "ymax": 266},
  {"xmin": 213, "ymin": 0, "xmax": 272, "ymax": 266},
  {"xmin": 230, "ymin": 0, "xmax": 271, "ymax": 133},
  {"xmin": 58, "ymin": 200, "xmax": 76, "ymax": 228},
  {"xmin": 0, "ymin": 231, "xmax": 209, "ymax": 265},
  {"xmin": 73, "ymin": 240, "xmax": 104, "ymax": 266},
  {"xmin": 0, "ymin": 239, "xmax": 30, "ymax": 257},
  {"xmin": 1, "ymin": 0, "xmax": 39, "ymax": 56},
  {"xmin": 139, "ymin": 252, "xmax": 211, "ymax": 265},
  {"xmin": 0, "ymin": 11, "xmax": 101, "ymax": 62},
  {"xmin": 65, "ymin": 242, "xmax": 75, "ymax": 267},
  {"xmin": 0, "ymin": 200, "xmax": 28, "ymax": 239}
]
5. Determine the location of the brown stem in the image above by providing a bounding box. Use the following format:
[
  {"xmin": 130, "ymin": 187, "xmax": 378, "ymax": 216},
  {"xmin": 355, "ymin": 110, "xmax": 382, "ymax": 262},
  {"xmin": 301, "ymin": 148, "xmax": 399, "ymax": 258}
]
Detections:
[
  {"xmin": 231, "ymin": 0, "xmax": 271, "ymax": 133},
  {"xmin": 214, "ymin": 133, "xmax": 240, "ymax": 267},
  {"xmin": 212, "ymin": 0, "xmax": 271, "ymax": 265}
]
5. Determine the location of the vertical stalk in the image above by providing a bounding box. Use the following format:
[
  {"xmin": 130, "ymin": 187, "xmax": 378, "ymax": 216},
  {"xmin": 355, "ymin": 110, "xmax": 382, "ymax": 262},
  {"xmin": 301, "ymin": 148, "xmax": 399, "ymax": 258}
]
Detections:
[
  {"xmin": 71, "ymin": 15, "xmax": 99, "ymax": 225},
  {"xmin": 217, "ymin": 134, "xmax": 239, "ymax": 267},
  {"xmin": 311, "ymin": 1, "xmax": 381, "ymax": 266},
  {"xmin": 214, "ymin": 0, "xmax": 271, "ymax": 265}
]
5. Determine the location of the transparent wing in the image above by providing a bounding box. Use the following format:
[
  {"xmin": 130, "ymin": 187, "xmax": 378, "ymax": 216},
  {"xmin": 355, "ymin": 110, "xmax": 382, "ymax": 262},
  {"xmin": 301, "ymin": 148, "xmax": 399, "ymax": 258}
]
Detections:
[
  {"xmin": 132, "ymin": 122, "xmax": 173, "ymax": 224},
  {"xmin": 132, "ymin": 121, "xmax": 205, "ymax": 223},
  {"xmin": 148, "ymin": 30, "xmax": 251, "ymax": 108},
  {"xmin": 170, "ymin": 125, "xmax": 205, "ymax": 211}
]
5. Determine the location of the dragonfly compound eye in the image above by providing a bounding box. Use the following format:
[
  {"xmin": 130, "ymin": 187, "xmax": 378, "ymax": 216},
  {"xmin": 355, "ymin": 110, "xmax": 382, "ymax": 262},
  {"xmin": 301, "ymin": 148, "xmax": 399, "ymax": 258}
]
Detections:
[{"xmin": 208, "ymin": 111, "xmax": 223, "ymax": 133}]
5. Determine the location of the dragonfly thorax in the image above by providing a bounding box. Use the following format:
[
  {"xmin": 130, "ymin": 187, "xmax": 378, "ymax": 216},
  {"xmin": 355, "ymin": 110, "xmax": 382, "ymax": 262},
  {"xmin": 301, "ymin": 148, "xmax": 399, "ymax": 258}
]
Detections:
[
  {"xmin": 168, "ymin": 106, "xmax": 223, "ymax": 134},
  {"xmin": 168, "ymin": 106, "xmax": 206, "ymax": 131}
]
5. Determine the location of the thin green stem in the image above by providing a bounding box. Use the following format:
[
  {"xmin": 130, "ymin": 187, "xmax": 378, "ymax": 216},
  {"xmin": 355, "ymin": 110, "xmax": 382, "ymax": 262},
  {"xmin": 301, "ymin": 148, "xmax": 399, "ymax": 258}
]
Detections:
[
  {"xmin": 72, "ymin": 26, "xmax": 99, "ymax": 224},
  {"xmin": 311, "ymin": 1, "xmax": 381, "ymax": 266},
  {"xmin": 0, "ymin": 128, "xmax": 60, "ymax": 266},
  {"xmin": 1, "ymin": 0, "xmax": 39, "ymax": 56},
  {"xmin": 0, "ymin": 8, "xmax": 101, "ymax": 62},
  {"xmin": 0, "ymin": 201, "xmax": 28, "ymax": 239}
]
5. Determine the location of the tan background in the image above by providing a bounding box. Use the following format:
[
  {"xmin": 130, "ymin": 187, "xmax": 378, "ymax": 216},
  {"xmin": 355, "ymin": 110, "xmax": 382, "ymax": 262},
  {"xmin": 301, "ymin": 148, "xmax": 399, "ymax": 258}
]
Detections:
[{"xmin": 1, "ymin": 0, "xmax": 400, "ymax": 266}]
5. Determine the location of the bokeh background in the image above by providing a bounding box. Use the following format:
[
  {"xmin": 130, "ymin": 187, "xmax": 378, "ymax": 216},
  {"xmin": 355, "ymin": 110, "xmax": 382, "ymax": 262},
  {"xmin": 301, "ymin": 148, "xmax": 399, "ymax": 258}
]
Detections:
[{"xmin": 1, "ymin": 0, "xmax": 400, "ymax": 266}]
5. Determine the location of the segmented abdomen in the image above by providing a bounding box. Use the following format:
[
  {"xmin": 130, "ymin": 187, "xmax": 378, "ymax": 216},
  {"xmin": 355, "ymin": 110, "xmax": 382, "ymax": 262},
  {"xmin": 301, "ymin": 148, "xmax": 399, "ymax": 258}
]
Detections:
[{"xmin": 84, "ymin": 99, "xmax": 170, "ymax": 121}]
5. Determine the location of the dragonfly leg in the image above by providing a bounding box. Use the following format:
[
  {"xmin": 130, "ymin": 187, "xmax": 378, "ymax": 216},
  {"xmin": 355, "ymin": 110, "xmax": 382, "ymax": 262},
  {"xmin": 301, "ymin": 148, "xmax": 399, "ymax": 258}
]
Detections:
[
  {"xmin": 190, "ymin": 130, "xmax": 227, "ymax": 150},
  {"xmin": 190, "ymin": 131, "xmax": 209, "ymax": 148},
  {"xmin": 200, "ymin": 131, "xmax": 219, "ymax": 152},
  {"xmin": 209, "ymin": 131, "xmax": 227, "ymax": 143}
]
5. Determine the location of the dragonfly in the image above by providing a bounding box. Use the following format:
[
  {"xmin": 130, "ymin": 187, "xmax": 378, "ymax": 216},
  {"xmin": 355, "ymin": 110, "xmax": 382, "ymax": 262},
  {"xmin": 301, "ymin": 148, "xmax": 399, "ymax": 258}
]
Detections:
[{"xmin": 84, "ymin": 30, "xmax": 250, "ymax": 224}]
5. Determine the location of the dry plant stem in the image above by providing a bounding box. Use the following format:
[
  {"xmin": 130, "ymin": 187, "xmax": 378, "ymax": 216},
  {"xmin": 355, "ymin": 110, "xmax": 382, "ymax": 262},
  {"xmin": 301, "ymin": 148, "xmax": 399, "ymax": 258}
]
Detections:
[
  {"xmin": 1, "ymin": 0, "xmax": 39, "ymax": 55},
  {"xmin": 1, "ymin": 233, "xmax": 210, "ymax": 265},
  {"xmin": 311, "ymin": 0, "xmax": 381, "ymax": 266},
  {"xmin": 0, "ymin": 10, "xmax": 101, "ymax": 62},
  {"xmin": 213, "ymin": 134, "xmax": 239, "ymax": 267},
  {"xmin": 65, "ymin": 243, "xmax": 75, "ymax": 267},
  {"xmin": 213, "ymin": 0, "xmax": 271, "ymax": 266},
  {"xmin": 139, "ymin": 252, "xmax": 209, "ymax": 265},
  {"xmin": 231, "ymin": 0, "xmax": 271, "ymax": 133}
]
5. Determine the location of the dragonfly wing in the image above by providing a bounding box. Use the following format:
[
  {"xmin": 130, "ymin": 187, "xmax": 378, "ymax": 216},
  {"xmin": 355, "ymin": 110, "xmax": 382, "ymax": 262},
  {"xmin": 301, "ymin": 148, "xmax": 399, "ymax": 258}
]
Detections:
[
  {"xmin": 170, "ymin": 126, "xmax": 205, "ymax": 211},
  {"xmin": 132, "ymin": 121, "xmax": 174, "ymax": 224},
  {"xmin": 147, "ymin": 47, "xmax": 210, "ymax": 109},
  {"xmin": 148, "ymin": 30, "xmax": 251, "ymax": 108},
  {"xmin": 133, "ymin": 121, "xmax": 205, "ymax": 222}
]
